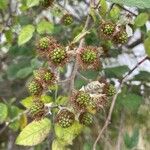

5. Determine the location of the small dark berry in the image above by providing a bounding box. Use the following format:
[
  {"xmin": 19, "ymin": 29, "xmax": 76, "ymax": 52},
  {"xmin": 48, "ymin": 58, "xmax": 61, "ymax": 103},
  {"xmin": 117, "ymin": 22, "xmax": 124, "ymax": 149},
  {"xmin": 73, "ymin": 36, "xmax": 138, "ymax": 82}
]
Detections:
[
  {"xmin": 61, "ymin": 14, "xmax": 74, "ymax": 26},
  {"xmin": 113, "ymin": 30, "xmax": 128, "ymax": 44}
]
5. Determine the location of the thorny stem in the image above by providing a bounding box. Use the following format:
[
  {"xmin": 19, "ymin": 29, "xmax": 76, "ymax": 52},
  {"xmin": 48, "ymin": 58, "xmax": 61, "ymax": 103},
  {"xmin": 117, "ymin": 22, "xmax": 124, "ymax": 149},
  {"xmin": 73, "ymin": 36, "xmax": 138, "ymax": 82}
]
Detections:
[{"xmin": 93, "ymin": 56, "xmax": 149, "ymax": 150}]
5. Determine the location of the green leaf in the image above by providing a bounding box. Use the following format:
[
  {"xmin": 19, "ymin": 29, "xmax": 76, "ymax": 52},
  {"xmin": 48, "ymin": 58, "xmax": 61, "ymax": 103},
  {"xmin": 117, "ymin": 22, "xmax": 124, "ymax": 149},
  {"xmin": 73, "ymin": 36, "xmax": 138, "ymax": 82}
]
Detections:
[
  {"xmin": 21, "ymin": 95, "xmax": 52, "ymax": 108},
  {"xmin": 134, "ymin": 71, "xmax": 150, "ymax": 82},
  {"xmin": 0, "ymin": 103, "xmax": 8, "ymax": 124},
  {"xmin": 124, "ymin": 128, "xmax": 139, "ymax": 149},
  {"xmin": 108, "ymin": 0, "xmax": 150, "ymax": 9},
  {"xmin": 18, "ymin": 25, "xmax": 35, "ymax": 46},
  {"xmin": 9, "ymin": 106, "xmax": 22, "ymax": 131},
  {"xmin": 16, "ymin": 118, "xmax": 51, "ymax": 146},
  {"xmin": 5, "ymin": 30, "xmax": 13, "ymax": 43},
  {"xmin": 104, "ymin": 65, "xmax": 129, "ymax": 79},
  {"xmin": 134, "ymin": 13, "xmax": 149, "ymax": 27},
  {"xmin": 26, "ymin": 0, "xmax": 40, "ymax": 8},
  {"xmin": 37, "ymin": 20, "xmax": 54, "ymax": 34},
  {"xmin": 100, "ymin": 0, "xmax": 108, "ymax": 17},
  {"xmin": 144, "ymin": 37, "xmax": 150, "ymax": 57},
  {"xmin": 109, "ymin": 6, "xmax": 120, "ymax": 20},
  {"xmin": 117, "ymin": 93, "xmax": 142, "ymax": 112},
  {"xmin": 31, "ymin": 58, "xmax": 42, "ymax": 69},
  {"xmin": 0, "ymin": 0, "xmax": 8, "ymax": 10},
  {"xmin": 55, "ymin": 121, "xmax": 83, "ymax": 145},
  {"xmin": 52, "ymin": 139, "xmax": 66, "ymax": 150},
  {"xmin": 16, "ymin": 67, "xmax": 33, "ymax": 79}
]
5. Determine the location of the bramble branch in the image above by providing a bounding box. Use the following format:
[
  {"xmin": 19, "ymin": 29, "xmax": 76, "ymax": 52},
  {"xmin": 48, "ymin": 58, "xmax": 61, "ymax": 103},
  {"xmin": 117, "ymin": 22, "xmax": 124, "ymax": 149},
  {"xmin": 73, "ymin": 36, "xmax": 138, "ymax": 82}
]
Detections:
[{"xmin": 93, "ymin": 56, "xmax": 149, "ymax": 150}]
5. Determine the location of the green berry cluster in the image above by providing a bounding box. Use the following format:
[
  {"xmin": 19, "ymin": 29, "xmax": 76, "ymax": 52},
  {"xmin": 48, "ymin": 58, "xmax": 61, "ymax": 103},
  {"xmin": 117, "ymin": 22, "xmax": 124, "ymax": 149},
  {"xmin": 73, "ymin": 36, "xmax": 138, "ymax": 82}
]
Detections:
[
  {"xmin": 101, "ymin": 22, "xmax": 115, "ymax": 36},
  {"xmin": 79, "ymin": 46, "xmax": 99, "ymax": 69},
  {"xmin": 113, "ymin": 31, "xmax": 128, "ymax": 44},
  {"xmin": 49, "ymin": 48, "xmax": 67, "ymax": 65},
  {"xmin": 100, "ymin": 21, "xmax": 128, "ymax": 45},
  {"xmin": 55, "ymin": 109, "xmax": 75, "ymax": 128},
  {"xmin": 107, "ymin": 84, "xmax": 116, "ymax": 97},
  {"xmin": 28, "ymin": 79, "xmax": 43, "ymax": 96},
  {"xmin": 39, "ymin": 37, "xmax": 50, "ymax": 50},
  {"xmin": 81, "ymin": 49, "xmax": 97, "ymax": 64},
  {"xmin": 73, "ymin": 91, "xmax": 96, "ymax": 113},
  {"xmin": 79, "ymin": 112, "xmax": 93, "ymax": 126},
  {"xmin": 34, "ymin": 68, "xmax": 55, "ymax": 85},
  {"xmin": 29, "ymin": 100, "xmax": 45, "ymax": 120},
  {"xmin": 62, "ymin": 14, "xmax": 74, "ymax": 26}
]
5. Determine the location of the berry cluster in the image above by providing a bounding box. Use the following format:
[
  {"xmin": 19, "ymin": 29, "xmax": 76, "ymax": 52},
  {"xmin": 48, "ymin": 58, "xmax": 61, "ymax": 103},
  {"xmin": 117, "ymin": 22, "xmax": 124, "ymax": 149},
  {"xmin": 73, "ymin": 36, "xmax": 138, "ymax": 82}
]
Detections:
[
  {"xmin": 78, "ymin": 46, "xmax": 100, "ymax": 69},
  {"xmin": 37, "ymin": 36, "xmax": 68, "ymax": 66},
  {"xmin": 100, "ymin": 21, "xmax": 128, "ymax": 44},
  {"xmin": 29, "ymin": 100, "xmax": 45, "ymax": 120},
  {"xmin": 61, "ymin": 14, "xmax": 74, "ymax": 26},
  {"xmin": 26, "ymin": 32, "xmax": 116, "ymax": 125},
  {"xmin": 55, "ymin": 109, "xmax": 75, "ymax": 128}
]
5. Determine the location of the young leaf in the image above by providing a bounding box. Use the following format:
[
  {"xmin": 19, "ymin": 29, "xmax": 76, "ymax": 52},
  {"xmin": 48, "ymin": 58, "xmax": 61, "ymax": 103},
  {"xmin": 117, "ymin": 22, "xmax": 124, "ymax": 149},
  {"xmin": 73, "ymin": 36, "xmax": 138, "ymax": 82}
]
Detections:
[
  {"xmin": 55, "ymin": 121, "xmax": 83, "ymax": 145},
  {"xmin": 0, "ymin": 103, "xmax": 8, "ymax": 124},
  {"xmin": 16, "ymin": 118, "xmax": 51, "ymax": 146},
  {"xmin": 26, "ymin": 0, "xmax": 40, "ymax": 8},
  {"xmin": 52, "ymin": 139, "xmax": 66, "ymax": 150},
  {"xmin": 21, "ymin": 95, "xmax": 52, "ymax": 109},
  {"xmin": 37, "ymin": 20, "xmax": 54, "ymax": 34},
  {"xmin": 18, "ymin": 25, "xmax": 35, "ymax": 46},
  {"xmin": 100, "ymin": 0, "xmax": 108, "ymax": 17},
  {"xmin": 134, "ymin": 13, "xmax": 149, "ymax": 27}
]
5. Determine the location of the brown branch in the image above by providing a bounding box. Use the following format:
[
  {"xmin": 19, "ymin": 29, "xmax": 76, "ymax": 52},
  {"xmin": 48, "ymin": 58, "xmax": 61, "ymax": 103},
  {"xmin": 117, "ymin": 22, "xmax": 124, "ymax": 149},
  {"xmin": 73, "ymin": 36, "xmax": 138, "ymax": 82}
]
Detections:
[
  {"xmin": 69, "ymin": 6, "xmax": 92, "ymax": 95},
  {"xmin": 93, "ymin": 56, "xmax": 149, "ymax": 150}
]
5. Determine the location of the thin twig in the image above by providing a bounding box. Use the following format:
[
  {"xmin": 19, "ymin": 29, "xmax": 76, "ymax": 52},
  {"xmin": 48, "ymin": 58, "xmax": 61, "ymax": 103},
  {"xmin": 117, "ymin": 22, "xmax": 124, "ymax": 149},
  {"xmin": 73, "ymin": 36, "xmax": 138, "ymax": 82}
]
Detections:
[
  {"xmin": 93, "ymin": 56, "xmax": 149, "ymax": 150},
  {"xmin": 69, "ymin": 5, "xmax": 92, "ymax": 95}
]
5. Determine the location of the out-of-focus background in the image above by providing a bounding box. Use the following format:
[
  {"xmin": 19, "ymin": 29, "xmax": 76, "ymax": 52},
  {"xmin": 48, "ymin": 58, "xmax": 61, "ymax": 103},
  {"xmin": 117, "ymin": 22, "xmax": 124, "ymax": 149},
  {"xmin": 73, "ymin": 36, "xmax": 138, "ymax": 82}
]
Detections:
[{"xmin": 0, "ymin": 0, "xmax": 150, "ymax": 150}]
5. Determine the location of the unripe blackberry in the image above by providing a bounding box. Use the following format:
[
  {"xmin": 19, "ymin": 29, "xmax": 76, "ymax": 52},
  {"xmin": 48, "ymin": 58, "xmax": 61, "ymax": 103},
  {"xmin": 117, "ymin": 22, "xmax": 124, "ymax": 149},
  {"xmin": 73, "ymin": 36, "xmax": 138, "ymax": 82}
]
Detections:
[
  {"xmin": 38, "ymin": 37, "xmax": 50, "ymax": 50},
  {"xmin": 78, "ymin": 46, "xmax": 100, "ymax": 69},
  {"xmin": 100, "ymin": 22, "xmax": 115, "ymax": 39},
  {"xmin": 37, "ymin": 36, "xmax": 59, "ymax": 58},
  {"xmin": 27, "ymin": 79, "xmax": 43, "ymax": 95},
  {"xmin": 72, "ymin": 91, "xmax": 96, "ymax": 112},
  {"xmin": 29, "ymin": 100, "xmax": 45, "ymax": 120},
  {"xmin": 107, "ymin": 84, "xmax": 116, "ymax": 97},
  {"xmin": 41, "ymin": 0, "xmax": 54, "ymax": 8},
  {"xmin": 79, "ymin": 112, "xmax": 93, "ymax": 126},
  {"xmin": 61, "ymin": 14, "xmax": 74, "ymax": 26},
  {"xmin": 55, "ymin": 109, "xmax": 75, "ymax": 128},
  {"xmin": 113, "ymin": 30, "xmax": 128, "ymax": 44},
  {"xmin": 34, "ymin": 68, "xmax": 55, "ymax": 85},
  {"xmin": 81, "ymin": 50, "xmax": 97, "ymax": 64},
  {"xmin": 49, "ymin": 47, "xmax": 67, "ymax": 66}
]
